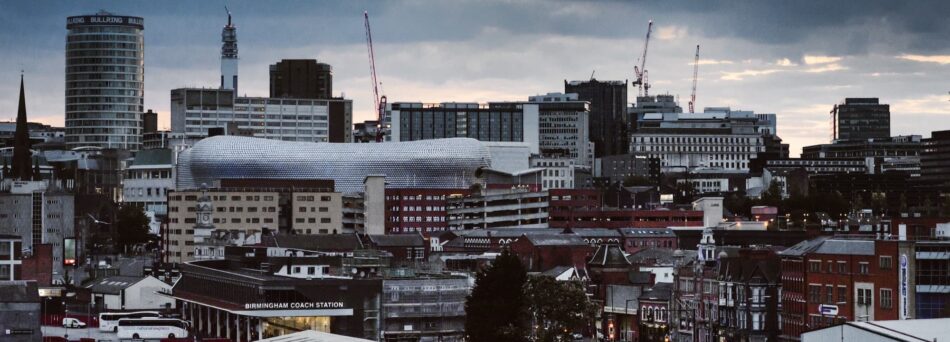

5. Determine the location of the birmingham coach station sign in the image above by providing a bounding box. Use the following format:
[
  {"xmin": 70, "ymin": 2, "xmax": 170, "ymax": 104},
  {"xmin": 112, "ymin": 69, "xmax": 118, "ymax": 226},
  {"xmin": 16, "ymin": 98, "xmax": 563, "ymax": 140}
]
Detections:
[{"xmin": 243, "ymin": 302, "xmax": 346, "ymax": 310}]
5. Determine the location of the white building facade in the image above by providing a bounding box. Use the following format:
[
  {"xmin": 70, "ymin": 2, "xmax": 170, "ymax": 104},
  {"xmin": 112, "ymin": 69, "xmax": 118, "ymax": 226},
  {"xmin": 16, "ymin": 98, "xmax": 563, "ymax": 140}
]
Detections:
[
  {"xmin": 631, "ymin": 108, "xmax": 774, "ymax": 172},
  {"xmin": 529, "ymin": 93, "xmax": 591, "ymax": 168},
  {"xmin": 171, "ymin": 88, "xmax": 352, "ymax": 143}
]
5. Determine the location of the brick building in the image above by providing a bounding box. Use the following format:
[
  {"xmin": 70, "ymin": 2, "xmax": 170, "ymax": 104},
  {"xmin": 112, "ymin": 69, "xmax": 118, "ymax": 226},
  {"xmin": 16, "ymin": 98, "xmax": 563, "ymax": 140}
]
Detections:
[
  {"xmin": 619, "ymin": 228, "xmax": 678, "ymax": 254},
  {"xmin": 384, "ymin": 188, "xmax": 468, "ymax": 235},
  {"xmin": 509, "ymin": 233, "xmax": 594, "ymax": 272},
  {"xmin": 548, "ymin": 189, "xmax": 704, "ymax": 228},
  {"xmin": 778, "ymin": 237, "xmax": 900, "ymax": 341}
]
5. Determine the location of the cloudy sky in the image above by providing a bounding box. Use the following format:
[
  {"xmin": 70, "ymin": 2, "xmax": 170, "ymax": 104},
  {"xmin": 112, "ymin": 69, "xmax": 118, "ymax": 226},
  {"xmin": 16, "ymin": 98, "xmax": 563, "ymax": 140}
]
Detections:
[{"xmin": 1, "ymin": 0, "xmax": 948, "ymax": 155}]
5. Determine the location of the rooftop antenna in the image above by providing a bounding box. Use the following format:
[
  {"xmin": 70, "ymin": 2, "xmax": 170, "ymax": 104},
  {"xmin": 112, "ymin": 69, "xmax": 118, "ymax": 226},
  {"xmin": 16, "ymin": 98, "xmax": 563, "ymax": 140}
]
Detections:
[{"xmin": 225, "ymin": 6, "xmax": 232, "ymax": 26}]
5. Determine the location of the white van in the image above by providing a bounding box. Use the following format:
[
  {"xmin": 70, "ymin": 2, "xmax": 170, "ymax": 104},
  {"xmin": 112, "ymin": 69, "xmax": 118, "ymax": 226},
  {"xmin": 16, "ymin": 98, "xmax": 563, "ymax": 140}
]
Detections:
[{"xmin": 62, "ymin": 317, "xmax": 87, "ymax": 328}]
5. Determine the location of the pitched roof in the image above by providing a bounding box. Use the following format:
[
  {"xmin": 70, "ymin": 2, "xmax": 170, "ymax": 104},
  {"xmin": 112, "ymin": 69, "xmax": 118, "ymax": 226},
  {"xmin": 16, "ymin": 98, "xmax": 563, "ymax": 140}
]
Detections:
[
  {"xmin": 779, "ymin": 237, "xmax": 875, "ymax": 257},
  {"xmin": 626, "ymin": 248, "xmax": 677, "ymax": 265},
  {"xmin": 588, "ymin": 244, "xmax": 631, "ymax": 267},
  {"xmin": 718, "ymin": 255, "xmax": 780, "ymax": 284},
  {"xmin": 86, "ymin": 275, "xmax": 147, "ymax": 295},
  {"xmin": 523, "ymin": 234, "xmax": 590, "ymax": 247},
  {"xmin": 263, "ymin": 234, "xmax": 364, "ymax": 252},
  {"xmin": 638, "ymin": 282, "xmax": 673, "ymax": 301},
  {"xmin": 619, "ymin": 228, "xmax": 676, "ymax": 237},
  {"xmin": 367, "ymin": 234, "xmax": 425, "ymax": 247},
  {"xmin": 0, "ymin": 281, "xmax": 39, "ymax": 302}
]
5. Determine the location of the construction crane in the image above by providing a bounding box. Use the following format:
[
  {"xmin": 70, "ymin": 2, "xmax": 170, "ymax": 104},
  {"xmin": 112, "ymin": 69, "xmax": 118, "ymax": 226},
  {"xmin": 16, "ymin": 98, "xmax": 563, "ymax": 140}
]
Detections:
[
  {"xmin": 689, "ymin": 44, "xmax": 699, "ymax": 113},
  {"xmin": 632, "ymin": 20, "xmax": 653, "ymax": 97},
  {"xmin": 830, "ymin": 104, "xmax": 838, "ymax": 141},
  {"xmin": 364, "ymin": 11, "xmax": 386, "ymax": 142}
]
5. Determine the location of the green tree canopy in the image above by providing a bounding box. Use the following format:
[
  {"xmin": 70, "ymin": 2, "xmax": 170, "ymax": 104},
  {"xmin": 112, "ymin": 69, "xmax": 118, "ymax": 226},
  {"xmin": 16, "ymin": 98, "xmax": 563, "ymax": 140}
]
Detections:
[
  {"xmin": 465, "ymin": 249, "xmax": 528, "ymax": 342},
  {"xmin": 115, "ymin": 205, "xmax": 151, "ymax": 251},
  {"xmin": 525, "ymin": 276, "xmax": 596, "ymax": 342}
]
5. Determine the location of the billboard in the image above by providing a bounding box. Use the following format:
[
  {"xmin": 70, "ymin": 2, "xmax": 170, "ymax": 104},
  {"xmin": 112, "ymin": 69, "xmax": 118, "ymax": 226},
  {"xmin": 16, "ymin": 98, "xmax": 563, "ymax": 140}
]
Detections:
[{"xmin": 63, "ymin": 238, "xmax": 76, "ymax": 266}]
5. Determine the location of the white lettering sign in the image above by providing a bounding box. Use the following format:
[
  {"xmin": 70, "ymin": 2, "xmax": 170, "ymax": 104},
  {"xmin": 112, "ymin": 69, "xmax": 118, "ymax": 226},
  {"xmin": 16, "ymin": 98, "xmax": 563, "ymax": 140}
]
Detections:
[{"xmin": 243, "ymin": 302, "xmax": 346, "ymax": 310}]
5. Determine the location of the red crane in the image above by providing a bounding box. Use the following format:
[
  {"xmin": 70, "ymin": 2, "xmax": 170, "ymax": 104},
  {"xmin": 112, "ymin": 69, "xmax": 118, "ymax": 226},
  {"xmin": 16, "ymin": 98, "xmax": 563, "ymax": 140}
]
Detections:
[
  {"xmin": 689, "ymin": 44, "xmax": 699, "ymax": 113},
  {"xmin": 632, "ymin": 20, "xmax": 653, "ymax": 97},
  {"xmin": 364, "ymin": 11, "xmax": 386, "ymax": 142}
]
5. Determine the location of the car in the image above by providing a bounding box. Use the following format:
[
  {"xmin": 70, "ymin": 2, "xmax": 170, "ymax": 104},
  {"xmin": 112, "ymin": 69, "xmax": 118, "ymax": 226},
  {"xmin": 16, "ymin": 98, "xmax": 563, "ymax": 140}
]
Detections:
[{"xmin": 62, "ymin": 317, "xmax": 87, "ymax": 329}]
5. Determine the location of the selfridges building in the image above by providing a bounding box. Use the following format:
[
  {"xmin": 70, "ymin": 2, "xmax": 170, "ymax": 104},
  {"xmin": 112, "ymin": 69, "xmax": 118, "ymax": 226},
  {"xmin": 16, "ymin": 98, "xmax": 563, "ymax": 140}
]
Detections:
[{"xmin": 176, "ymin": 136, "xmax": 492, "ymax": 192}]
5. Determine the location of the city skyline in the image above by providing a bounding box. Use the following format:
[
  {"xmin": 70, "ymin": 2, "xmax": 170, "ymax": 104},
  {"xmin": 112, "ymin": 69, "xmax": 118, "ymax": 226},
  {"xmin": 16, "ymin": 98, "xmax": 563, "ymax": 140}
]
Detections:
[{"xmin": 1, "ymin": 0, "xmax": 949, "ymax": 155}]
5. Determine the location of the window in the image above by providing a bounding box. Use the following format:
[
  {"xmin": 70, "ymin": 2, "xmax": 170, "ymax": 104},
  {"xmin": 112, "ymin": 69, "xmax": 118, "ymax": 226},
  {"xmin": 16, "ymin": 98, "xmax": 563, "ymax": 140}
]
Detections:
[
  {"xmin": 859, "ymin": 262, "xmax": 869, "ymax": 275},
  {"xmin": 857, "ymin": 288, "xmax": 871, "ymax": 306},
  {"xmin": 809, "ymin": 285, "xmax": 821, "ymax": 303},
  {"xmin": 880, "ymin": 289, "xmax": 893, "ymax": 309},
  {"xmin": 838, "ymin": 261, "xmax": 848, "ymax": 274},
  {"xmin": 809, "ymin": 260, "xmax": 821, "ymax": 273},
  {"xmin": 320, "ymin": 196, "xmax": 331, "ymax": 201},
  {"xmin": 880, "ymin": 256, "xmax": 892, "ymax": 270},
  {"xmin": 838, "ymin": 286, "xmax": 848, "ymax": 302}
]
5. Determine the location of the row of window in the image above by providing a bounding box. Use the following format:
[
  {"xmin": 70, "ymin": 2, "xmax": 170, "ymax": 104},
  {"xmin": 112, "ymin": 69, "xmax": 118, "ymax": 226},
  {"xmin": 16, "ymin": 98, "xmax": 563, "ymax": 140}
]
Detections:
[
  {"xmin": 808, "ymin": 256, "xmax": 892, "ymax": 274},
  {"xmin": 390, "ymin": 206, "xmax": 446, "ymax": 212},
  {"xmin": 297, "ymin": 196, "xmax": 333, "ymax": 202}
]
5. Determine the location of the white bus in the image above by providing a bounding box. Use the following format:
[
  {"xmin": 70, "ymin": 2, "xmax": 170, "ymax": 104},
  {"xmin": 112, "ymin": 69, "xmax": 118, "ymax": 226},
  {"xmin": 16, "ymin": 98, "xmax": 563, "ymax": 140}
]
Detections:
[
  {"xmin": 99, "ymin": 311, "xmax": 161, "ymax": 332},
  {"xmin": 117, "ymin": 318, "xmax": 190, "ymax": 340}
]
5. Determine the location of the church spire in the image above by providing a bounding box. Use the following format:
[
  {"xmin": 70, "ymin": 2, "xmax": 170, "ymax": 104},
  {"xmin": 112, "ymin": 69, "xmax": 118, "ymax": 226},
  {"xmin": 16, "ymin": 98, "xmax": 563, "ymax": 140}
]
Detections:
[{"xmin": 11, "ymin": 72, "xmax": 32, "ymax": 180}]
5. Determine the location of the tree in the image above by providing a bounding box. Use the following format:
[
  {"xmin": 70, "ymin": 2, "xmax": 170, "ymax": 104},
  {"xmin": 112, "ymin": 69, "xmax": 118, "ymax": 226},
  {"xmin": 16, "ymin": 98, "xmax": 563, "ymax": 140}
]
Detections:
[
  {"xmin": 525, "ymin": 276, "xmax": 596, "ymax": 342},
  {"xmin": 623, "ymin": 175, "xmax": 653, "ymax": 187},
  {"xmin": 759, "ymin": 179, "xmax": 783, "ymax": 206},
  {"xmin": 115, "ymin": 205, "xmax": 151, "ymax": 252},
  {"xmin": 465, "ymin": 249, "xmax": 528, "ymax": 342}
]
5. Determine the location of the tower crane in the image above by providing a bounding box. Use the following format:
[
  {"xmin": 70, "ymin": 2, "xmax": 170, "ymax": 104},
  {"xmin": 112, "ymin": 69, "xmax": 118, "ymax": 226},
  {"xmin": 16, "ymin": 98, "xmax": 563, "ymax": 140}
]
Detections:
[
  {"xmin": 689, "ymin": 44, "xmax": 699, "ymax": 113},
  {"xmin": 632, "ymin": 20, "xmax": 653, "ymax": 97},
  {"xmin": 364, "ymin": 11, "xmax": 387, "ymax": 142}
]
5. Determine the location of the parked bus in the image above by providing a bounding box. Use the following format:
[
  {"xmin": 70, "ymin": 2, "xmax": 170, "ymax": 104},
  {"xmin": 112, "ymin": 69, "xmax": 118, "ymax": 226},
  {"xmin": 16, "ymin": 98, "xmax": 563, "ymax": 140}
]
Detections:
[
  {"xmin": 99, "ymin": 311, "xmax": 161, "ymax": 332},
  {"xmin": 117, "ymin": 318, "xmax": 190, "ymax": 340}
]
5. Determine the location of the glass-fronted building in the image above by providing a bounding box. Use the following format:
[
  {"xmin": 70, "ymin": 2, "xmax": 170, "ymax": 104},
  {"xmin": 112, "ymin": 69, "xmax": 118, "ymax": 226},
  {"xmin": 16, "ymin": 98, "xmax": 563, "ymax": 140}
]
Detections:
[
  {"xmin": 386, "ymin": 102, "xmax": 540, "ymax": 154},
  {"xmin": 66, "ymin": 11, "xmax": 145, "ymax": 150}
]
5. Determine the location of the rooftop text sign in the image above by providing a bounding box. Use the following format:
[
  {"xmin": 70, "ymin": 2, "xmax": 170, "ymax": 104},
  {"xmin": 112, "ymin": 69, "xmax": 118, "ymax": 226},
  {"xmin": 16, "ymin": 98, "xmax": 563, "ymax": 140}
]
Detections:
[
  {"xmin": 243, "ymin": 302, "xmax": 345, "ymax": 310},
  {"xmin": 67, "ymin": 16, "xmax": 144, "ymax": 29}
]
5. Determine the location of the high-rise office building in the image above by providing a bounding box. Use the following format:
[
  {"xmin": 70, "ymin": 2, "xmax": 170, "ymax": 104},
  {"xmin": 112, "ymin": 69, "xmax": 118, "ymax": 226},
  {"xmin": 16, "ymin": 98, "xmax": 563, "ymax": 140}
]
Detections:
[
  {"xmin": 269, "ymin": 59, "xmax": 333, "ymax": 99},
  {"xmin": 170, "ymin": 88, "xmax": 352, "ymax": 143},
  {"xmin": 630, "ymin": 108, "xmax": 776, "ymax": 171},
  {"xmin": 835, "ymin": 97, "xmax": 890, "ymax": 141},
  {"xmin": 220, "ymin": 11, "xmax": 238, "ymax": 95},
  {"xmin": 528, "ymin": 93, "xmax": 591, "ymax": 168},
  {"xmin": 142, "ymin": 109, "xmax": 157, "ymax": 133},
  {"xmin": 386, "ymin": 102, "xmax": 540, "ymax": 154},
  {"xmin": 922, "ymin": 130, "xmax": 950, "ymax": 186},
  {"xmin": 65, "ymin": 11, "xmax": 145, "ymax": 150},
  {"xmin": 564, "ymin": 79, "xmax": 628, "ymax": 158}
]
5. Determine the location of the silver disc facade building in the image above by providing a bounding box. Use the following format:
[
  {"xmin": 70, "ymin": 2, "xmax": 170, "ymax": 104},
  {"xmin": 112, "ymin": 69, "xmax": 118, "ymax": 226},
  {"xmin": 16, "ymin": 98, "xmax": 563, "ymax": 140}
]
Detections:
[
  {"xmin": 66, "ymin": 12, "xmax": 145, "ymax": 150},
  {"xmin": 176, "ymin": 136, "xmax": 492, "ymax": 193}
]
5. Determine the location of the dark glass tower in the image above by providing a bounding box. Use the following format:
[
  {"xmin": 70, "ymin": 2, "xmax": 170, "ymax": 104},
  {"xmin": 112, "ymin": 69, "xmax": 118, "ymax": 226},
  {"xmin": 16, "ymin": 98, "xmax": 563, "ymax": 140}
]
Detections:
[{"xmin": 564, "ymin": 79, "xmax": 628, "ymax": 157}]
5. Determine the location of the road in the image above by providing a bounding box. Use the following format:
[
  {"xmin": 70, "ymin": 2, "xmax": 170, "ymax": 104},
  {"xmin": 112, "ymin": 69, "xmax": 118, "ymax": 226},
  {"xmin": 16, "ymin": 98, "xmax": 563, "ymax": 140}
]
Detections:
[{"xmin": 42, "ymin": 325, "xmax": 117, "ymax": 341}]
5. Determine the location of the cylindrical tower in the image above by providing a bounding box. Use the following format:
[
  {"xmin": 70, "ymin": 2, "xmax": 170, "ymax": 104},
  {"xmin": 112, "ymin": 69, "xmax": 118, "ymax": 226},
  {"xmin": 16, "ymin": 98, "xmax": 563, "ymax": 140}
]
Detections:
[{"xmin": 65, "ymin": 11, "xmax": 144, "ymax": 150}]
